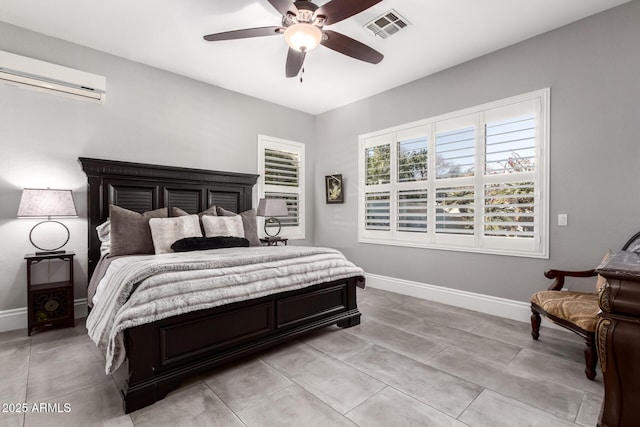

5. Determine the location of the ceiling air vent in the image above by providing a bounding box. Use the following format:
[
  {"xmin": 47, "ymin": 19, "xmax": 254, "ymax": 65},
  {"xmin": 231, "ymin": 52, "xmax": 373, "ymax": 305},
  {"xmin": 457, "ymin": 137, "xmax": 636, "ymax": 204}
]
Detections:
[{"xmin": 365, "ymin": 10, "xmax": 410, "ymax": 39}]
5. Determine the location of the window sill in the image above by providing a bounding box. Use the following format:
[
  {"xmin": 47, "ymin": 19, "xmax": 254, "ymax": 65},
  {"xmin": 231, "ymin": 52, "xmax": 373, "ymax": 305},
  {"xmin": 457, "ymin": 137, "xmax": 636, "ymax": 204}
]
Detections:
[{"xmin": 357, "ymin": 237, "xmax": 549, "ymax": 259}]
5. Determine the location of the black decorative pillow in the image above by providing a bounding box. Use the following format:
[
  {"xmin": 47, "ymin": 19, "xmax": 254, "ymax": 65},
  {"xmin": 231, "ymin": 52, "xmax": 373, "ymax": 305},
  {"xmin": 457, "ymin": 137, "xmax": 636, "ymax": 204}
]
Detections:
[{"xmin": 171, "ymin": 236, "xmax": 250, "ymax": 252}]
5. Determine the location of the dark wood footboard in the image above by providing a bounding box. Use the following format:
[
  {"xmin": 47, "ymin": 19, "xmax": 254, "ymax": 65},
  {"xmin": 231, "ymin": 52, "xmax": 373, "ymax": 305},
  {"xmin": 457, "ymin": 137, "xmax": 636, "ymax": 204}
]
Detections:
[{"xmin": 121, "ymin": 276, "xmax": 362, "ymax": 413}]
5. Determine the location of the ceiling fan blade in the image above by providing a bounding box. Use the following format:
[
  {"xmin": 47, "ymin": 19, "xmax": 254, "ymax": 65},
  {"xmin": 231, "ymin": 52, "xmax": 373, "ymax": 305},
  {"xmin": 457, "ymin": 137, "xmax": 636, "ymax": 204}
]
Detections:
[
  {"xmin": 315, "ymin": 0, "xmax": 382, "ymax": 25},
  {"xmin": 204, "ymin": 26, "xmax": 282, "ymax": 42},
  {"xmin": 268, "ymin": 0, "xmax": 297, "ymax": 17},
  {"xmin": 285, "ymin": 48, "xmax": 306, "ymax": 78},
  {"xmin": 321, "ymin": 30, "xmax": 383, "ymax": 64}
]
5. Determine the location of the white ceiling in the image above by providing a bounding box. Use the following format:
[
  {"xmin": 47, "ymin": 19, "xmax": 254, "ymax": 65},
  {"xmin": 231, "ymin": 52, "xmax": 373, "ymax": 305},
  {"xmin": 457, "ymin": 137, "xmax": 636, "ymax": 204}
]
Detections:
[{"xmin": 0, "ymin": 0, "xmax": 630, "ymax": 114}]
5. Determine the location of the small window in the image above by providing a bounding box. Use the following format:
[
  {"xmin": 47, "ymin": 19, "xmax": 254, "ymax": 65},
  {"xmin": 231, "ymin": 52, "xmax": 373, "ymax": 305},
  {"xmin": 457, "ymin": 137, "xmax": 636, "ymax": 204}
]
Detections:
[{"xmin": 258, "ymin": 135, "xmax": 305, "ymax": 239}]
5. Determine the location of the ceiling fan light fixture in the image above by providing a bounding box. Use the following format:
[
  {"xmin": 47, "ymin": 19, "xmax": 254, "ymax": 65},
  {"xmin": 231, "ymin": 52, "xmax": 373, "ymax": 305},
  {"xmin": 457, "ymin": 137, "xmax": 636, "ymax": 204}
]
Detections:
[{"xmin": 284, "ymin": 23, "xmax": 322, "ymax": 52}]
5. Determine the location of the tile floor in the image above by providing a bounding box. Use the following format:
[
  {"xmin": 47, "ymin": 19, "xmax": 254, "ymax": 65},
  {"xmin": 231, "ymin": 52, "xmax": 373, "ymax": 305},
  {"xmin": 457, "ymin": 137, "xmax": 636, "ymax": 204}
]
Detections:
[{"xmin": 0, "ymin": 287, "xmax": 603, "ymax": 426}]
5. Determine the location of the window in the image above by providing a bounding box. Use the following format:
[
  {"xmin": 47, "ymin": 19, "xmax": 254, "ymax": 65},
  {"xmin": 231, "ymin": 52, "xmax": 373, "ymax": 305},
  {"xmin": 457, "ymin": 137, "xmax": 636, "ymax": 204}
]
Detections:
[
  {"xmin": 358, "ymin": 89, "xmax": 549, "ymax": 258},
  {"xmin": 258, "ymin": 135, "xmax": 305, "ymax": 239}
]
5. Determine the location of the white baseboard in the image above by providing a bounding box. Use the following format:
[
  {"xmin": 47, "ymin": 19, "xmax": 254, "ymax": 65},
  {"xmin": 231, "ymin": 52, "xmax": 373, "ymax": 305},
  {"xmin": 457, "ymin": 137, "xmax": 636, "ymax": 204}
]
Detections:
[
  {"xmin": 0, "ymin": 278, "xmax": 557, "ymax": 333},
  {"xmin": 365, "ymin": 273, "xmax": 562, "ymax": 330},
  {"xmin": 0, "ymin": 299, "xmax": 88, "ymax": 333}
]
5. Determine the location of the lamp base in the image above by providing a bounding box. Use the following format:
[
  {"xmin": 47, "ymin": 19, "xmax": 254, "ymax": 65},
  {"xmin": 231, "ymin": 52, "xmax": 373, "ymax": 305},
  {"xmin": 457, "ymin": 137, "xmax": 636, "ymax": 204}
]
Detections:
[
  {"xmin": 35, "ymin": 250, "xmax": 67, "ymax": 256},
  {"xmin": 29, "ymin": 220, "xmax": 71, "ymax": 255},
  {"xmin": 264, "ymin": 217, "xmax": 282, "ymax": 238}
]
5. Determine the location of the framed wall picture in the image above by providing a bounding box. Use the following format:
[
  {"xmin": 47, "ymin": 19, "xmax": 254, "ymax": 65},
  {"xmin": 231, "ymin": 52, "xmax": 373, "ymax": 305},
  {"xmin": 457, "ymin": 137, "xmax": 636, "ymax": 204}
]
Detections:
[{"xmin": 325, "ymin": 174, "xmax": 343, "ymax": 204}]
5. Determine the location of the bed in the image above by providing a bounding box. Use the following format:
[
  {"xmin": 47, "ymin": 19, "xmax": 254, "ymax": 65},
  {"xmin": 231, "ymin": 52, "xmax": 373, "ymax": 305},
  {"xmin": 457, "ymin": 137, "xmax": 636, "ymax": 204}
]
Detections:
[{"xmin": 79, "ymin": 157, "xmax": 364, "ymax": 413}]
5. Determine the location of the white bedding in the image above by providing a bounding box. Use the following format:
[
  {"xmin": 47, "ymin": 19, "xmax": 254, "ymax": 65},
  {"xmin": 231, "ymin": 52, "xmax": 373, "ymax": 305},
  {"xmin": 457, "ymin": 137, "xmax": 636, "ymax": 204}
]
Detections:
[{"xmin": 86, "ymin": 246, "xmax": 364, "ymax": 375}]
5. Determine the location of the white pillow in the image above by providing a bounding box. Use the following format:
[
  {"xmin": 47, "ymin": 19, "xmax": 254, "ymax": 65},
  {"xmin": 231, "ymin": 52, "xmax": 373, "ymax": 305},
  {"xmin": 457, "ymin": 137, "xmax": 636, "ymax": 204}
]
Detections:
[
  {"xmin": 149, "ymin": 215, "xmax": 202, "ymax": 254},
  {"xmin": 96, "ymin": 219, "xmax": 111, "ymax": 257},
  {"xmin": 201, "ymin": 215, "xmax": 245, "ymax": 238}
]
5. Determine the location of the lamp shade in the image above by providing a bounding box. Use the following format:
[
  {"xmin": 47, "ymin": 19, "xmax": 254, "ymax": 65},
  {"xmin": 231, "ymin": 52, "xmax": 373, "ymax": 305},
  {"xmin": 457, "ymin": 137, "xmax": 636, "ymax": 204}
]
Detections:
[
  {"xmin": 17, "ymin": 188, "xmax": 78, "ymax": 218},
  {"xmin": 256, "ymin": 198, "xmax": 289, "ymax": 217}
]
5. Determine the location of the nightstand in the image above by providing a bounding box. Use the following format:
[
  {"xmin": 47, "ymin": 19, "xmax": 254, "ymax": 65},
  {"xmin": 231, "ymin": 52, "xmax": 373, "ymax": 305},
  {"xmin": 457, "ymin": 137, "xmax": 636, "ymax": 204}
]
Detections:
[
  {"xmin": 25, "ymin": 252, "xmax": 75, "ymax": 336},
  {"xmin": 260, "ymin": 237, "xmax": 288, "ymax": 246}
]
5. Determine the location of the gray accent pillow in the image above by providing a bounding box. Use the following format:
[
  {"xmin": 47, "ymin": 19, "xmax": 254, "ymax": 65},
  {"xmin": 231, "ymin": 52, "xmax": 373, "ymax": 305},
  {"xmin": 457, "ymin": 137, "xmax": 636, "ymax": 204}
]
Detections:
[
  {"xmin": 171, "ymin": 206, "xmax": 218, "ymax": 217},
  {"xmin": 149, "ymin": 215, "xmax": 202, "ymax": 254},
  {"xmin": 109, "ymin": 205, "xmax": 168, "ymax": 256},
  {"xmin": 216, "ymin": 207, "xmax": 261, "ymax": 246}
]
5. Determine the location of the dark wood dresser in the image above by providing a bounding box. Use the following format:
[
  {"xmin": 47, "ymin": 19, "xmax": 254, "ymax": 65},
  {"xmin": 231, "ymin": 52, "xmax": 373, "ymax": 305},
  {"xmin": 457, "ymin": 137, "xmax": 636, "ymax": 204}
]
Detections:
[{"xmin": 596, "ymin": 251, "xmax": 640, "ymax": 427}]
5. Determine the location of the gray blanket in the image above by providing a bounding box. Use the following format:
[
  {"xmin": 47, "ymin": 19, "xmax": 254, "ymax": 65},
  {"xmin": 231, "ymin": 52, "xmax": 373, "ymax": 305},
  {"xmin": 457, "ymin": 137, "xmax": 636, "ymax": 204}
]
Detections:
[{"xmin": 86, "ymin": 246, "xmax": 365, "ymax": 375}]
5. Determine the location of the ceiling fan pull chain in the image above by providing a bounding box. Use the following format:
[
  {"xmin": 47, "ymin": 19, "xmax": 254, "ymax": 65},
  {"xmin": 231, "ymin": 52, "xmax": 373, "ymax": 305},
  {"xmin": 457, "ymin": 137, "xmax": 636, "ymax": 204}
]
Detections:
[{"xmin": 300, "ymin": 67, "xmax": 305, "ymax": 83}]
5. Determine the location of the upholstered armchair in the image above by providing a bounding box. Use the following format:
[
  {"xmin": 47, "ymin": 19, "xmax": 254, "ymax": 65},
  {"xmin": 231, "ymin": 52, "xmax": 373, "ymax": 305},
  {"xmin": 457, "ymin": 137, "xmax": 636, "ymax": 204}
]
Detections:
[{"xmin": 530, "ymin": 231, "xmax": 640, "ymax": 380}]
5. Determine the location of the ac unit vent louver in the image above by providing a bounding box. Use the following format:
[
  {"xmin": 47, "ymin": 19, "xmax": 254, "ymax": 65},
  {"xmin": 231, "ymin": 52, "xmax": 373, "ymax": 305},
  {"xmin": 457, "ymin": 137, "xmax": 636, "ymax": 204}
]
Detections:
[
  {"xmin": 365, "ymin": 9, "xmax": 410, "ymax": 39},
  {"xmin": 0, "ymin": 50, "xmax": 106, "ymax": 103}
]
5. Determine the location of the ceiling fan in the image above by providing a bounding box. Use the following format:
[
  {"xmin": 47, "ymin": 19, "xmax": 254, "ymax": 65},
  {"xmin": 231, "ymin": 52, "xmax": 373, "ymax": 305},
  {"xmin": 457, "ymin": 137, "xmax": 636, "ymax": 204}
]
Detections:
[{"xmin": 203, "ymin": 0, "xmax": 384, "ymax": 78}]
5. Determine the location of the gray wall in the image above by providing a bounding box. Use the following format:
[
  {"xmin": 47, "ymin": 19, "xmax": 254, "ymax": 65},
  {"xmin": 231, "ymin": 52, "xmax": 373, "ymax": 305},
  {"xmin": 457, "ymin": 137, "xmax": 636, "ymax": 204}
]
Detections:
[
  {"xmin": 314, "ymin": 1, "xmax": 640, "ymax": 302},
  {"xmin": 2, "ymin": 1, "xmax": 639, "ymax": 313},
  {"xmin": 0, "ymin": 22, "xmax": 316, "ymax": 311}
]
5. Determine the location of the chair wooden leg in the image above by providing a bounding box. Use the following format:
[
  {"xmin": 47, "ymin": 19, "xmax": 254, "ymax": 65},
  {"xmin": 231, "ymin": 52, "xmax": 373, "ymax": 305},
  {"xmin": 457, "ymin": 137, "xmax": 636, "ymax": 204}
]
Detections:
[
  {"xmin": 584, "ymin": 334, "xmax": 598, "ymax": 380},
  {"xmin": 531, "ymin": 307, "xmax": 541, "ymax": 341}
]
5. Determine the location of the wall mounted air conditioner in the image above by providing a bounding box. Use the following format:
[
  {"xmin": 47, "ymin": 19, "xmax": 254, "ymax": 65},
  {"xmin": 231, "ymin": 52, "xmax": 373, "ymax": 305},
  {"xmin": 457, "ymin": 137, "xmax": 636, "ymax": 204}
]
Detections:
[{"xmin": 0, "ymin": 50, "xmax": 106, "ymax": 103}]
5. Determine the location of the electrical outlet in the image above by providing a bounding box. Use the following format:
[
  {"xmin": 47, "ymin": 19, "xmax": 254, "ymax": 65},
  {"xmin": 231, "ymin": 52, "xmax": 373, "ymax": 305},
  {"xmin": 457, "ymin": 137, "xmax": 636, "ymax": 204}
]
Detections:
[{"xmin": 558, "ymin": 214, "xmax": 568, "ymax": 226}]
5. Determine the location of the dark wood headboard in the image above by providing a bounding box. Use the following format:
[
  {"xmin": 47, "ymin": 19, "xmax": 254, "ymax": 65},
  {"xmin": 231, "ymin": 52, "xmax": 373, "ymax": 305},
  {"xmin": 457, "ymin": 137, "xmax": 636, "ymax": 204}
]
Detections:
[{"xmin": 79, "ymin": 157, "xmax": 259, "ymax": 278}]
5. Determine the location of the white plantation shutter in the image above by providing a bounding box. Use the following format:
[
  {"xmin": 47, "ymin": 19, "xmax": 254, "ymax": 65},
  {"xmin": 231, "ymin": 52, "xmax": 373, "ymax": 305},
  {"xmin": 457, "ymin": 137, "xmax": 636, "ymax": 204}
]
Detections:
[
  {"xmin": 395, "ymin": 129, "xmax": 429, "ymax": 241},
  {"xmin": 485, "ymin": 115, "xmax": 536, "ymax": 174},
  {"xmin": 258, "ymin": 135, "xmax": 305, "ymax": 239},
  {"xmin": 365, "ymin": 192, "xmax": 390, "ymax": 230},
  {"xmin": 365, "ymin": 145, "xmax": 391, "ymax": 185},
  {"xmin": 358, "ymin": 89, "xmax": 549, "ymax": 258},
  {"xmin": 264, "ymin": 149, "xmax": 299, "ymax": 187},
  {"xmin": 397, "ymin": 189, "xmax": 427, "ymax": 232},
  {"xmin": 398, "ymin": 136, "xmax": 428, "ymax": 183},
  {"xmin": 436, "ymin": 127, "xmax": 475, "ymax": 179},
  {"xmin": 483, "ymin": 182, "xmax": 535, "ymax": 238},
  {"xmin": 435, "ymin": 186, "xmax": 475, "ymax": 235},
  {"xmin": 482, "ymin": 100, "xmax": 539, "ymax": 251},
  {"xmin": 360, "ymin": 133, "xmax": 392, "ymax": 240}
]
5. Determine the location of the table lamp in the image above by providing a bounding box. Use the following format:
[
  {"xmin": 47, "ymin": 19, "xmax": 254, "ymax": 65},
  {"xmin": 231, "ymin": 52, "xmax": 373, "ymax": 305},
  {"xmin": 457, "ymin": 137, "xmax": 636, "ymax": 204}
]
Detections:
[
  {"xmin": 17, "ymin": 188, "xmax": 78, "ymax": 255},
  {"xmin": 256, "ymin": 198, "xmax": 289, "ymax": 238}
]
